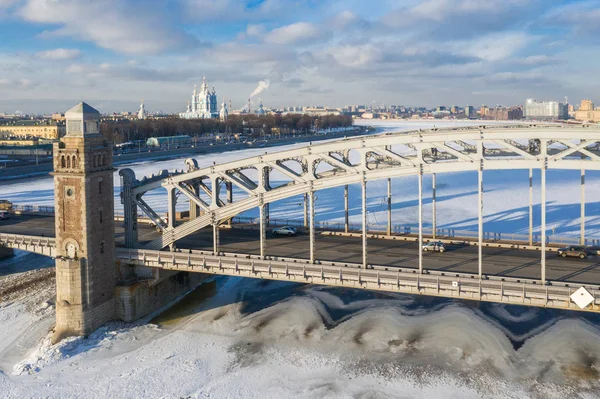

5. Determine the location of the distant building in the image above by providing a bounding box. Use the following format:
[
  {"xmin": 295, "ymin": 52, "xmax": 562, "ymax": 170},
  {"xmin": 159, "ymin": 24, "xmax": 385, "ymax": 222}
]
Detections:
[
  {"xmin": 255, "ymin": 101, "xmax": 266, "ymax": 115},
  {"xmin": 219, "ymin": 100, "xmax": 228, "ymax": 121},
  {"xmin": 574, "ymin": 99, "xmax": 600, "ymax": 122},
  {"xmin": 524, "ymin": 98, "xmax": 568, "ymax": 120},
  {"xmin": 179, "ymin": 76, "xmax": 219, "ymax": 119},
  {"xmin": 465, "ymin": 105, "xmax": 475, "ymax": 118},
  {"xmin": 0, "ymin": 123, "xmax": 64, "ymax": 139},
  {"xmin": 580, "ymin": 99, "xmax": 594, "ymax": 111},
  {"xmin": 137, "ymin": 101, "xmax": 148, "ymax": 120},
  {"xmin": 486, "ymin": 106, "xmax": 523, "ymax": 120}
]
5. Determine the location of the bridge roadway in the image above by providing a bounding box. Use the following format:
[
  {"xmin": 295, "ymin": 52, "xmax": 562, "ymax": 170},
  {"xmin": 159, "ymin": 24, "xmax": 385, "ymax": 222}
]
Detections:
[{"xmin": 2, "ymin": 214, "xmax": 599, "ymax": 285}]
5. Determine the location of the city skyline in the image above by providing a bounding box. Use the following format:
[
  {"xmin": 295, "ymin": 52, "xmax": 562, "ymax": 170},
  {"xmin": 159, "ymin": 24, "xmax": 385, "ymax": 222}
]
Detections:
[{"xmin": 1, "ymin": 0, "xmax": 600, "ymax": 113}]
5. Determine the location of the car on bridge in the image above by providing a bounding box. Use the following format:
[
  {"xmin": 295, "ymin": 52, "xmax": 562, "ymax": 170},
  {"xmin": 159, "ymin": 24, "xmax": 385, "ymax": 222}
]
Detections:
[
  {"xmin": 557, "ymin": 245, "xmax": 590, "ymax": 259},
  {"xmin": 422, "ymin": 241, "xmax": 446, "ymax": 252},
  {"xmin": 272, "ymin": 226, "xmax": 297, "ymax": 236}
]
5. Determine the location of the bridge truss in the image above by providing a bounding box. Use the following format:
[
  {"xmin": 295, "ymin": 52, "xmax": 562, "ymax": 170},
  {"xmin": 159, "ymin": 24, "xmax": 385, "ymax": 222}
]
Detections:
[{"xmin": 120, "ymin": 124, "xmax": 600, "ymax": 284}]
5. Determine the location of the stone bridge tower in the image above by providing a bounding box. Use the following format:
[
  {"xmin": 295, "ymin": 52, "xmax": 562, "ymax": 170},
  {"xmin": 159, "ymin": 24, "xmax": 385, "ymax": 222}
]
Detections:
[{"xmin": 52, "ymin": 102, "xmax": 116, "ymax": 342}]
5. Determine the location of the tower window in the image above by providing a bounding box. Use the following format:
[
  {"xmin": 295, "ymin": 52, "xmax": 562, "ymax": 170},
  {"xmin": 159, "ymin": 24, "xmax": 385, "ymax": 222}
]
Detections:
[
  {"xmin": 99, "ymin": 181, "xmax": 103, "ymax": 194},
  {"xmin": 100, "ymin": 241, "xmax": 104, "ymax": 254},
  {"xmin": 99, "ymin": 210, "xmax": 103, "ymax": 223}
]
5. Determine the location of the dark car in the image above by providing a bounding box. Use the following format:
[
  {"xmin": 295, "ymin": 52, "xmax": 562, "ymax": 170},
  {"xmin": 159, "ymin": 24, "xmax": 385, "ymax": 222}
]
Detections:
[{"xmin": 557, "ymin": 245, "xmax": 589, "ymax": 259}]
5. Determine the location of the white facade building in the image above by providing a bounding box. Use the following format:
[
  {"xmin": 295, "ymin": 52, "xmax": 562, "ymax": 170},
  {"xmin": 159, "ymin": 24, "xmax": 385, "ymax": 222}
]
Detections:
[
  {"xmin": 524, "ymin": 98, "xmax": 568, "ymax": 120},
  {"xmin": 137, "ymin": 101, "xmax": 148, "ymax": 120},
  {"xmin": 179, "ymin": 77, "xmax": 219, "ymax": 119},
  {"xmin": 219, "ymin": 101, "xmax": 228, "ymax": 121}
]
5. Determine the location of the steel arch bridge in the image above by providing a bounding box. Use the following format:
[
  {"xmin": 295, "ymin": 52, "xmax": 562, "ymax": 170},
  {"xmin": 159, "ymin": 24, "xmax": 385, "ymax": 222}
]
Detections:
[{"xmin": 120, "ymin": 124, "xmax": 600, "ymax": 281}]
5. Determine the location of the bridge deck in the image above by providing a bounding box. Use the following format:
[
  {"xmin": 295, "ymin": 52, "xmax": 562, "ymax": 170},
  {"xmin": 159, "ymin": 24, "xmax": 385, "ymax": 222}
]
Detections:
[{"xmin": 2, "ymin": 214, "xmax": 599, "ymax": 286}]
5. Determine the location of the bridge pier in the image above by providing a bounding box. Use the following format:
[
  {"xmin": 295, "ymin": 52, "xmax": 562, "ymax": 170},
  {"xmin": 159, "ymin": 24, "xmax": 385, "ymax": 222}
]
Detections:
[{"xmin": 52, "ymin": 103, "xmax": 117, "ymax": 343}]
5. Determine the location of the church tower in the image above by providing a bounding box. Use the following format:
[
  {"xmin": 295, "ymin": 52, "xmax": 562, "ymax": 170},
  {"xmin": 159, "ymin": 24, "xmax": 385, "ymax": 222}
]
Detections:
[{"xmin": 52, "ymin": 102, "xmax": 116, "ymax": 342}]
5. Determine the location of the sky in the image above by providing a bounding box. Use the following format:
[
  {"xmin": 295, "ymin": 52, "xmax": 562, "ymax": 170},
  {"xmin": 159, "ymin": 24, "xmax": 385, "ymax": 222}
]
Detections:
[{"xmin": 0, "ymin": 0, "xmax": 600, "ymax": 114}]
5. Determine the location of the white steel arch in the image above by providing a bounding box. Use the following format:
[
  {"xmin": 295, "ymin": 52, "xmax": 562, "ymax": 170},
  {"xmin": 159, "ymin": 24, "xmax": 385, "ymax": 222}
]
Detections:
[{"xmin": 120, "ymin": 124, "xmax": 600, "ymax": 270}]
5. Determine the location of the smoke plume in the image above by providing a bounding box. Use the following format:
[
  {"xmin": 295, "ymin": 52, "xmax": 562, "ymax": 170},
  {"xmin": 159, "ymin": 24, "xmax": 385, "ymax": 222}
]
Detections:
[{"xmin": 249, "ymin": 80, "xmax": 270, "ymax": 99}]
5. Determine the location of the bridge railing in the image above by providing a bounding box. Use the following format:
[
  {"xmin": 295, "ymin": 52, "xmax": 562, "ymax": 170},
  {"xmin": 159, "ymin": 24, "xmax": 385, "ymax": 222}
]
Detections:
[
  {"xmin": 11, "ymin": 204, "xmax": 56, "ymax": 214},
  {"xmin": 231, "ymin": 216, "xmax": 599, "ymax": 247}
]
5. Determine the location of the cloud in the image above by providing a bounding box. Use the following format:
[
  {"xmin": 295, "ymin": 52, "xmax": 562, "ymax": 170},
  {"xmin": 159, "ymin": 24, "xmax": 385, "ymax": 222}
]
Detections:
[
  {"xmin": 516, "ymin": 55, "xmax": 561, "ymax": 66},
  {"xmin": 19, "ymin": 0, "xmax": 198, "ymax": 55},
  {"xmin": 383, "ymin": 0, "xmax": 539, "ymax": 40},
  {"xmin": 299, "ymin": 86, "xmax": 333, "ymax": 94},
  {"xmin": 264, "ymin": 22, "xmax": 326, "ymax": 45},
  {"xmin": 36, "ymin": 48, "xmax": 81, "ymax": 60},
  {"xmin": 0, "ymin": 0, "xmax": 18, "ymax": 9},
  {"xmin": 0, "ymin": 77, "xmax": 37, "ymax": 89},
  {"xmin": 543, "ymin": 2, "xmax": 600, "ymax": 40},
  {"xmin": 65, "ymin": 62, "xmax": 198, "ymax": 82}
]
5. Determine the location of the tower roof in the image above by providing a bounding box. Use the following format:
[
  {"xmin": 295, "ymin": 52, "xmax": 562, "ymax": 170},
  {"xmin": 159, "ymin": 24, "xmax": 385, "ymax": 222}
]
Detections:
[
  {"xmin": 65, "ymin": 102, "xmax": 101, "ymax": 136},
  {"xmin": 65, "ymin": 102, "xmax": 100, "ymax": 119}
]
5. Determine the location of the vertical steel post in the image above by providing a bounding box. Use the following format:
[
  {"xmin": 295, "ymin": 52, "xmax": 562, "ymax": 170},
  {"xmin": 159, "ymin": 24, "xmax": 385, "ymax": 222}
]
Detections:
[
  {"xmin": 344, "ymin": 185, "xmax": 349, "ymax": 233},
  {"xmin": 167, "ymin": 187, "xmax": 176, "ymax": 229},
  {"xmin": 265, "ymin": 203, "xmax": 270, "ymax": 227},
  {"xmin": 119, "ymin": 169, "xmax": 138, "ymax": 248},
  {"xmin": 387, "ymin": 178, "xmax": 392, "ymax": 236},
  {"xmin": 259, "ymin": 202, "xmax": 266, "ymax": 259},
  {"xmin": 432, "ymin": 173, "xmax": 437, "ymax": 239},
  {"xmin": 529, "ymin": 168, "xmax": 533, "ymax": 246},
  {"xmin": 362, "ymin": 180, "xmax": 368, "ymax": 268},
  {"xmin": 541, "ymin": 160, "xmax": 547, "ymax": 283},
  {"xmin": 418, "ymin": 168, "xmax": 423, "ymax": 274},
  {"xmin": 303, "ymin": 193, "xmax": 308, "ymax": 228},
  {"xmin": 189, "ymin": 183, "xmax": 199, "ymax": 220},
  {"xmin": 581, "ymin": 169, "xmax": 585, "ymax": 245},
  {"xmin": 478, "ymin": 166, "xmax": 483, "ymax": 278},
  {"xmin": 213, "ymin": 221, "xmax": 219, "ymax": 254},
  {"xmin": 227, "ymin": 181, "xmax": 233, "ymax": 226},
  {"xmin": 309, "ymin": 190, "xmax": 315, "ymax": 263}
]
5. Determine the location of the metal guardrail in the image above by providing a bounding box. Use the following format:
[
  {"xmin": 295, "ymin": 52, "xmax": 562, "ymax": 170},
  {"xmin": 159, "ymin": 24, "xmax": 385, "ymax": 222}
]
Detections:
[
  {"xmin": 0, "ymin": 233, "xmax": 56, "ymax": 257},
  {"xmin": 116, "ymin": 248, "xmax": 600, "ymax": 313}
]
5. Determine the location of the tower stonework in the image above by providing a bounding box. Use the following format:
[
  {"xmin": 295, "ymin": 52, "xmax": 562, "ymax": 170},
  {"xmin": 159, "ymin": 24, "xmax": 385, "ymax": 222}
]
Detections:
[{"xmin": 52, "ymin": 102, "xmax": 116, "ymax": 342}]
